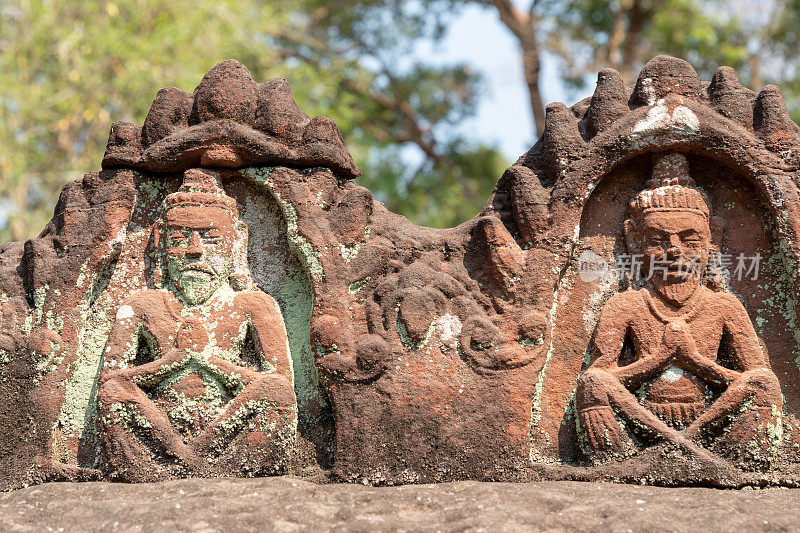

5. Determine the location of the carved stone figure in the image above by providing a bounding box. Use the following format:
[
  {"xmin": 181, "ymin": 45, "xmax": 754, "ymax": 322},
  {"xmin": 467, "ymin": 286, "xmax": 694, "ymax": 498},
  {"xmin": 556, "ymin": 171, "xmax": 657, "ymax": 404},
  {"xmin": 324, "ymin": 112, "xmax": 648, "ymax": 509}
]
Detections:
[
  {"xmin": 96, "ymin": 168, "xmax": 296, "ymax": 481},
  {"xmin": 6, "ymin": 56, "xmax": 800, "ymax": 489},
  {"xmin": 575, "ymin": 153, "xmax": 783, "ymax": 467}
]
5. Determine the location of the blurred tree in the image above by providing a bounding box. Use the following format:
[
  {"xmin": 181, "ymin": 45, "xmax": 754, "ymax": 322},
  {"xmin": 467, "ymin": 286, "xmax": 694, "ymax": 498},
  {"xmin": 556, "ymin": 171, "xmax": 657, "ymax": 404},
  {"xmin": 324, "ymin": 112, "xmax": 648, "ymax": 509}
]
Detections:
[
  {"xmin": 0, "ymin": 1, "xmax": 291, "ymax": 240},
  {"xmin": 477, "ymin": 0, "xmax": 800, "ymax": 138},
  {"xmin": 2, "ymin": 1, "xmax": 800, "ymax": 240},
  {"xmin": 0, "ymin": 0, "xmax": 504, "ymax": 240},
  {"xmin": 270, "ymin": 1, "xmax": 507, "ymax": 227}
]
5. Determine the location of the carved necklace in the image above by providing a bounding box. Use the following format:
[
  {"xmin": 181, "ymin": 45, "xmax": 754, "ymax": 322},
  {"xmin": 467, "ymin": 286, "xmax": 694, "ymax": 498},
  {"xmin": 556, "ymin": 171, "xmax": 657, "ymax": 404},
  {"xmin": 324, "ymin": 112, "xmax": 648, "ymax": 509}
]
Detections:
[{"xmin": 643, "ymin": 285, "xmax": 704, "ymax": 324}]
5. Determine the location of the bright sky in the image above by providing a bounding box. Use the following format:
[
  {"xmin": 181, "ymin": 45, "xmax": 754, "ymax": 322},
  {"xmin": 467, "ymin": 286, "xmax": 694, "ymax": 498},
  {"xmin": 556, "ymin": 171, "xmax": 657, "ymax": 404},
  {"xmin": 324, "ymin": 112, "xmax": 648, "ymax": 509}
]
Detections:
[{"xmin": 433, "ymin": 4, "xmax": 594, "ymax": 161}]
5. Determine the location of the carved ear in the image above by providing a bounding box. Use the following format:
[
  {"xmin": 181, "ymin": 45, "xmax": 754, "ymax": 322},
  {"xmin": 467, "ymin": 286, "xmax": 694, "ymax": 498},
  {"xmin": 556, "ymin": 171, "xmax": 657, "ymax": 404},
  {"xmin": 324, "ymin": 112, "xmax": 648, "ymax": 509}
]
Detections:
[
  {"xmin": 710, "ymin": 214, "xmax": 724, "ymax": 246},
  {"xmin": 230, "ymin": 220, "xmax": 253, "ymax": 291},
  {"xmin": 623, "ymin": 218, "xmax": 641, "ymax": 255}
]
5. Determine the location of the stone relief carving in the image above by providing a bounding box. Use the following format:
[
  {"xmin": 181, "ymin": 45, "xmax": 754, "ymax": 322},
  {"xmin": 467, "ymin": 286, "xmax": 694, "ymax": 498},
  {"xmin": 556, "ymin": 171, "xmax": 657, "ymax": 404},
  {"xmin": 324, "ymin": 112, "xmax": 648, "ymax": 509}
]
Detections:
[
  {"xmin": 575, "ymin": 153, "xmax": 782, "ymax": 469},
  {"xmin": 96, "ymin": 169, "xmax": 296, "ymax": 481},
  {"xmin": 4, "ymin": 55, "xmax": 800, "ymax": 489}
]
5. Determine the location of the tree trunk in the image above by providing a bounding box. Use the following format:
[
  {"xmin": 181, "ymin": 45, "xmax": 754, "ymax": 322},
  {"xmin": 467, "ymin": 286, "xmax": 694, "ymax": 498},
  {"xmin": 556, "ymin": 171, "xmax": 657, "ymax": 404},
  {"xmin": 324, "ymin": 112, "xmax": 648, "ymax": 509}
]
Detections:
[
  {"xmin": 491, "ymin": 0, "xmax": 546, "ymax": 137},
  {"xmin": 620, "ymin": 0, "xmax": 647, "ymax": 81}
]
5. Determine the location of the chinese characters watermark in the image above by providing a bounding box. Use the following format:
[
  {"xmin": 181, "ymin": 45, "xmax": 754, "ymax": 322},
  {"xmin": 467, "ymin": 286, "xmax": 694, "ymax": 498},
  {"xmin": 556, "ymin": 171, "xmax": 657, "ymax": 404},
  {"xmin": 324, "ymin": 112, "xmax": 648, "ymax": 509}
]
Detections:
[{"xmin": 577, "ymin": 250, "xmax": 761, "ymax": 283}]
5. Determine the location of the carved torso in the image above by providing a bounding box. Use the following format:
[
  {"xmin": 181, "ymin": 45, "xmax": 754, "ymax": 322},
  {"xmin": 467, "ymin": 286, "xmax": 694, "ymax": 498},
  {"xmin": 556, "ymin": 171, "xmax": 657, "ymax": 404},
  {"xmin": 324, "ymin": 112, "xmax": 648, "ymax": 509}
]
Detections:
[
  {"xmin": 106, "ymin": 288, "xmax": 288, "ymax": 440},
  {"xmin": 111, "ymin": 288, "xmax": 284, "ymax": 370},
  {"xmin": 594, "ymin": 286, "xmax": 761, "ymax": 424}
]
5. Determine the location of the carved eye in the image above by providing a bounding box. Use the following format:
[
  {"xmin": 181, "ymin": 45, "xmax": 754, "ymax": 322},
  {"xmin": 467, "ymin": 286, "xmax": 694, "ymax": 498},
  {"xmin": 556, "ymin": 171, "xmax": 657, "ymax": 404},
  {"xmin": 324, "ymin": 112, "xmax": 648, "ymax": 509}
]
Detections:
[
  {"xmin": 203, "ymin": 229, "xmax": 223, "ymax": 243},
  {"xmin": 169, "ymin": 230, "xmax": 186, "ymax": 244},
  {"xmin": 683, "ymin": 236, "xmax": 701, "ymax": 244}
]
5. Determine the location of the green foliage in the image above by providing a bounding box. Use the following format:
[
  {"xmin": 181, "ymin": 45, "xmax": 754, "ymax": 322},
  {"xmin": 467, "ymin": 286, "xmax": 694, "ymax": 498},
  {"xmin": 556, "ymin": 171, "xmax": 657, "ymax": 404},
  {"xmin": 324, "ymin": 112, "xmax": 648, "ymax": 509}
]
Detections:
[
  {"xmin": 0, "ymin": 0, "xmax": 294, "ymax": 240},
  {"xmin": 362, "ymin": 141, "xmax": 506, "ymax": 228},
  {"xmin": 648, "ymin": 0, "xmax": 749, "ymax": 69},
  {"xmin": 3, "ymin": 1, "xmax": 800, "ymax": 240},
  {"xmin": 0, "ymin": 0, "xmax": 502, "ymax": 240},
  {"xmin": 269, "ymin": 0, "xmax": 503, "ymax": 229},
  {"xmin": 651, "ymin": 0, "xmax": 800, "ymax": 120},
  {"xmin": 547, "ymin": 0, "xmax": 800, "ymax": 120}
]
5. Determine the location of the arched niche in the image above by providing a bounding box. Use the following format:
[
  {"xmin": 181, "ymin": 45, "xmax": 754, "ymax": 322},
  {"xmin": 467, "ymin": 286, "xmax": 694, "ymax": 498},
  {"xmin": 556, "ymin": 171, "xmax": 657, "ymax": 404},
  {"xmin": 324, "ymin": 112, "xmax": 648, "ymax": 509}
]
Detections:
[
  {"xmin": 51, "ymin": 169, "xmax": 327, "ymax": 469},
  {"xmin": 225, "ymin": 172, "xmax": 329, "ymax": 441},
  {"xmin": 531, "ymin": 151, "xmax": 800, "ymax": 464}
]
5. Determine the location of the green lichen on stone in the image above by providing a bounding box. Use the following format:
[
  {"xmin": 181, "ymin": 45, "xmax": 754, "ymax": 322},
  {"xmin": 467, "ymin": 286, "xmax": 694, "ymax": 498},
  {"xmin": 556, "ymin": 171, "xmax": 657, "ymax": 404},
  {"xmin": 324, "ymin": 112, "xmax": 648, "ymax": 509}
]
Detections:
[
  {"xmin": 339, "ymin": 243, "xmax": 361, "ymax": 262},
  {"xmin": 31, "ymin": 339, "xmax": 62, "ymax": 383},
  {"xmin": 75, "ymin": 262, "xmax": 90, "ymax": 290},
  {"xmin": 519, "ymin": 333, "xmax": 545, "ymax": 347},
  {"xmin": 275, "ymin": 278, "xmax": 317, "ymax": 412},
  {"xmin": 238, "ymin": 168, "xmax": 328, "ymax": 427},
  {"xmin": 103, "ymin": 401, "xmax": 153, "ymax": 430},
  {"xmin": 138, "ymin": 178, "xmax": 167, "ymax": 203},
  {"xmin": 32, "ymin": 284, "xmax": 49, "ymax": 309},
  {"xmin": 20, "ymin": 313, "xmax": 34, "ymax": 335},
  {"xmin": 49, "ymin": 168, "xmax": 329, "ymax": 466},
  {"xmin": 217, "ymin": 398, "xmax": 283, "ymax": 435},
  {"xmin": 754, "ymin": 239, "xmax": 800, "ymax": 372},
  {"xmin": 243, "ymin": 167, "xmax": 324, "ymax": 283},
  {"xmin": 45, "ymin": 310, "xmax": 64, "ymax": 335},
  {"xmin": 53, "ymin": 266, "xmax": 118, "ymax": 463},
  {"xmin": 20, "ymin": 286, "xmax": 49, "ymax": 336},
  {"xmin": 396, "ymin": 316, "xmax": 436, "ymax": 351},
  {"xmin": 530, "ymin": 251, "xmax": 571, "ymax": 457},
  {"xmin": 51, "ymin": 172, "xmax": 155, "ymax": 463},
  {"xmin": 348, "ymin": 277, "xmax": 371, "ymax": 294},
  {"xmin": 766, "ymin": 403, "xmax": 784, "ymax": 451}
]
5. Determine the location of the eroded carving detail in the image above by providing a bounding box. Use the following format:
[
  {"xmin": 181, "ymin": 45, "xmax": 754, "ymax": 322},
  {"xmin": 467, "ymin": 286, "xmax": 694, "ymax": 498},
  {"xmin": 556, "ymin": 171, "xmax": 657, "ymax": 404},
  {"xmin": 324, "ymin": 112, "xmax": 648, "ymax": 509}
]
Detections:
[
  {"xmin": 96, "ymin": 169, "xmax": 296, "ymax": 481},
  {"xmin": 5, "ymin": 56, "xmax": 800, "ymax": 489},
  {"xmin": 575, "ymin": 153, "xmax": 783, "ymax": 468}
]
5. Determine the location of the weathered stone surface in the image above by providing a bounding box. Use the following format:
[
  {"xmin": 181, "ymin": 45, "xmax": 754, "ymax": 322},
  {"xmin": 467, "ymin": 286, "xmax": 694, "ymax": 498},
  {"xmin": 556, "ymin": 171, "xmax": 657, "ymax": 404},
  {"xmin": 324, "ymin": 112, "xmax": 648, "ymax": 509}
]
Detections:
[
  {"xmin": 4, "ymin": 56, "xmax": 800, "ymax": 490},
  {"xmin": 4, "ymin": 477, "xmax": 800, "ymax": 532},
  {"xmin": 94, "ymin": 169, "xmax": 297, "ymax": 482},
  {"xmin": 102, "ymin": 60, "xmax": 359, "ymax": 178}
]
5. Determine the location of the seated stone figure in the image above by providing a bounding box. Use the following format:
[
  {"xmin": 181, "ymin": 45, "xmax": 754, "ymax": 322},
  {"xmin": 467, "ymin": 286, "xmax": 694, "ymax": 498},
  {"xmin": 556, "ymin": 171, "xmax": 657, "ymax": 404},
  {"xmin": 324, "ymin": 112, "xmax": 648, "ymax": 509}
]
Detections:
[
  {"xmin": 575, "ymin": 153, "xmax": 782, "ymax": 468},
  {"xmin": 96, "ymin": 169, "xmax": 296, "ymax": 481}
]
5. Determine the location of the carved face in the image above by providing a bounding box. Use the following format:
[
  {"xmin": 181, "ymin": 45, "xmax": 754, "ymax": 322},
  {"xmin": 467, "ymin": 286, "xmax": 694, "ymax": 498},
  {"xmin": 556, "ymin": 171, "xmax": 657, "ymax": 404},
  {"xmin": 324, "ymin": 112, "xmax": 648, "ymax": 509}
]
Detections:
[
  {"xmin": 163, "ymin": 205, "xmax": 237, "ymax": 305},
  {"xmin": 637, "ymin": 210, "xmax": 711, "ymax": 281}
]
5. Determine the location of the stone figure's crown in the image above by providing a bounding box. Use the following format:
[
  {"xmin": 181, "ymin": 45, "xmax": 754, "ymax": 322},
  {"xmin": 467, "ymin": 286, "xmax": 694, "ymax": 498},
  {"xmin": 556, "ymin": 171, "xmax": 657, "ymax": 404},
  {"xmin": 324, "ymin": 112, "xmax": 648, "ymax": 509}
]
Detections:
[
  {"xmin": 163, "ymin": 168, "xmax": 238, "ymax": 214},
  {"xmin": 629, "ymin": 153, "xmax": 711, "ymax": 220}
]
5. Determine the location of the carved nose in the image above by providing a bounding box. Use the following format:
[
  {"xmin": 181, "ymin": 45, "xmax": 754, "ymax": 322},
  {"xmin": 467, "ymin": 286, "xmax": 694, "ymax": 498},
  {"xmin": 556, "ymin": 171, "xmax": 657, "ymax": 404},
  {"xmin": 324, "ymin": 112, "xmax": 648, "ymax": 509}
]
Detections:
[
  {"xmin": 665, "ymin": 234, "xmax": 681, "ymax": 257},
  {"xmin": 186, "ymin": 231, "xmax": 203, "ymax": 257}
]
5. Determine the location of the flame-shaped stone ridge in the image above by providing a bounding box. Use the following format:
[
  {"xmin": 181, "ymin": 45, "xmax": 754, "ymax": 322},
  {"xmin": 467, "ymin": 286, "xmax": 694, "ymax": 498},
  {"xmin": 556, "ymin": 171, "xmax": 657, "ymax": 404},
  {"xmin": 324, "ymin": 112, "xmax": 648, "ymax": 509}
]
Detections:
[
  {"xmin": 518, "ymin": 55, "xmax": 800, "ymax": 185},
  {"xmin": 102, "ymin": 60, "xmax": 360, "ymax": 179}
]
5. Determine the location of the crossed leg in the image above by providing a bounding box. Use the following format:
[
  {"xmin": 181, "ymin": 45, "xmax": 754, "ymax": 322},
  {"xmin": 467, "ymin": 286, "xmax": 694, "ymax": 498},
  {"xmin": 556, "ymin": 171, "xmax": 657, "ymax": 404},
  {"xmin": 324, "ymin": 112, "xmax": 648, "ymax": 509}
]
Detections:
[
  {"xmin": 684, "ymin": 368, "xmax": 782, "ymax": 461},
  {"xmin": 575, "ymin": 368, "xmax": 722, "ymax": 465},
  {"xmin": 96, "ymin": 375, "xmax": 206, "ymax": 480},
  {"xmin": 191, "ymin": 370, "xmax": 296, "ymax": 473}
]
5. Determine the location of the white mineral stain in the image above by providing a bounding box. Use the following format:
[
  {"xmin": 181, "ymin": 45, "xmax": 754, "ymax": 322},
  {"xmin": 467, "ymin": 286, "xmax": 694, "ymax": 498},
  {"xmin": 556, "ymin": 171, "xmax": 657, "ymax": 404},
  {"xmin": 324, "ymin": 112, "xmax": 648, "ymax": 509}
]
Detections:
[
  {"xmin": 435, "ymin": 313, "xmax": 462, "ymax": 352},
  {"xmin": 582, "ymin": 275, "xmax": 614, "ymax": 336},
  {"xmin": 660, "ymin": 365, "xmax": 684, "ymax": 383},
  {"xmin": 672, "ymin": 106, "xmax": 700, "ymax": 131},
  {"xmin": 116, "ymin": 305, "xmax": 134, "ymax": 320},
  {"xmin": 640, "ymin": 78, "xmax": 655, "ymax": 105},
  {"xmin": 631, "ymin": 101, "xmax": 699, "ymax": 138}
]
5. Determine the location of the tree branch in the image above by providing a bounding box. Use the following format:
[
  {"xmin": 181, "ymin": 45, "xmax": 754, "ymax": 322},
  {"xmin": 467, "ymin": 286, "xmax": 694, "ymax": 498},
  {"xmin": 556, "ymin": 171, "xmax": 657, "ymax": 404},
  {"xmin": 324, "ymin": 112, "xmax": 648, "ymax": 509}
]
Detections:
[
  {"xmin": 272, "ymin": 33, "xmax": 446, "ymax": 169},
  {"xmin": 528, "ymin": 0, "xmax": 541, "ymax": 20},
  {"xmin": 607, "ymin": 2, "xmax": 628, "ymax": 70},
  {"xmin": 619, "ymin": 0, "xmax": 664, "ymax": 80},
  {"xmin": 490, "ymin": 0, "xmax": 545, "ymax": 136}
]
